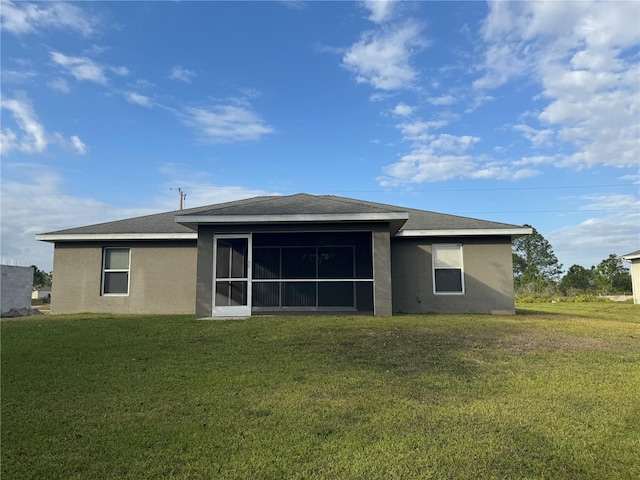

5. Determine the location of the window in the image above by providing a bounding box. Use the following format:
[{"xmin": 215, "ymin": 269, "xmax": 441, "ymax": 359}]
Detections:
[
  {"xmin": 433, "ymin": 244, "xmax": 464, "ymax": 294},
  {"xmin": 102, "ymin": 248, "xmax": 130, "ymax": 295}
]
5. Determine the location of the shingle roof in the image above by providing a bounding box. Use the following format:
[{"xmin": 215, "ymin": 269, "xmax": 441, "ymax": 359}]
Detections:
[{"xmin": 37, "ymin": 193, "xmax": 528, "ymax": 240}]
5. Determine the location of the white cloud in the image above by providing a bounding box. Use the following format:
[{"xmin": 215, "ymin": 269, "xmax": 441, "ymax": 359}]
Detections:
[
  {"xmin": 50, "ymin": 51, "xmax": 108, "ymax": 85},
  {"xmin": 279, "ymin": 1, "xmax": 307, "ymax": 10},
  {"xmin": 1, "ymin": 92, "xmax": 47, "ymax": 154},
  {"xmin": 0, "ymin": 0, "xmax": 100, "ymax": 36},
  {"xmin": 379, "ymin": 133, "xmax": 479, "ymax": 183},
  {"xmin": 50, "ymin": 51, "xmax": 128, "ymax": 86},
  {"xmin": 169, "ymin": 66, "xmax": 196, "ymax": 83},
  {"xmin": 47, "ymin": 77, "xmax": 70, "ymax": 93},
  {"xmin": 379, "ymin": 124, "xmax": 540, "ymax": 185},
  {"xmin": 1, "ymin": 92, "xmax": 87, "ymax": 156},
  {"xmin": 129, "ymin": 79, "xmax": 156, "ymax": 89},
  {"xmin": 392, "ymin": 102, "xmax": 413, "ymax": 117},
  {"xmin": 379, "ymin": 147, "xmax": 476, "ymax": 184},
  {"xmin": 126, "ymin": 92, "xmax": 153, "ymax": 108},
  {"xmin": 396, "ymin": 119, "xmax": 448, "ymax": 142},
  {"xmin": 427, "ymin": 94, "xmax": 456, "ymax": 106},
  {"xmin": 476, "ymin": 1, "xmax": 640, "ymax": 170},
  {"xmin": 342, "ymin": 21, "xmax": 426, "ymax": 90},
  {"xmin": 70, "ymin": 135, "xmax": 88, "ymax": 155},
  {"xmin": 513, "ymin": 124, "xmax": 554, "ymax": 148},
  {"xmin": 361, "ymin": 0, "xmax": 397, "ymax": 24},
  {"xmin": 52, "ymin": 133, "xmax": 88, "ymax": 155},
  {"xmin": 181, "ymin": 101, "xmax": 275, "ymax": 143},
  {"xmin": 378, "ymin": 146, "xmax": 539, "ymax": 184},
  {"xmin": 110, "ymin": 66, "xmax": 130, "ymax": 77},
  {"xmin": 1, "ymin": 69, "xmax": 37, "ymax": 84},
  {"xmin": 548, "ymin": 194, "xmax": 640, "ymax": 268},
  {"xmin": 430, "ymin": 134, "xmax": 480, "ymax": 153}
]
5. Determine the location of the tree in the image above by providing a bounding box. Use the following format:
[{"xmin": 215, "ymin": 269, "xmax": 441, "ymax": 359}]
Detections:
[
  {"xmin": 559, "ymin": 264, "xmax": 593, "ymax": 294},
  {"xmin": 512, "ymin": 225, "xmax": 562, "ymax": 292},
  {"xmin": 592, "ymin": 254, "xmax": 632, "ymax": 294},
  {"xmin": 31, "ymin": 265, "xmax": 52, "ymax": 287}
]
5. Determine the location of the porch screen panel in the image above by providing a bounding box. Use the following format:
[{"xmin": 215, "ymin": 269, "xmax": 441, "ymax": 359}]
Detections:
[
  {"xmin": 282, "ymin": 247, "xmax": 316, "ymax": 279},
  {"xmin": 318, "ymin": 247, "xmax": 354, "ymax": 278},
  {"xmin": 283, "ymin": 282, "xmax": 316, "ymax": 306},
  {"xmin": 252, "ymin": 282, "xmax": 280, "ymax": 307},
  {"xmin": 254, "ymin": 248, "xmax": 280, "ymax": 279},
  {"xmin": 216, "ymin": 281, "xmax": 247, "ymax": 306},
  {"xmin": 251, "ymin": 232, "xmax": 374, "ymax": 312},
  {"xmin": 318, "ymin": 282, "xmax": 354, "ymax": 307},
  {"xmin": 355, "ymin": 282, "xmax": 374, "ymax": 311},
  {"xmin": 216, "ymin": 239, "xmax": 248, "ymax": 279}
]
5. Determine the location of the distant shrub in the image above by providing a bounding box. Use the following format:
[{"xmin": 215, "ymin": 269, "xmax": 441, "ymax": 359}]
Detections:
[
  {"xmin": 516, "ymin": 294, "xmax": 615, "ymax": 304},
  {"xmin": 574, "ymin": 294, "xmax": 611, "ymax": 303}
]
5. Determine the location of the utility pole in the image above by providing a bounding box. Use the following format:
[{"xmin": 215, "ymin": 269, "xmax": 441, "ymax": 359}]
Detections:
[{"xmin": 170, "ymin": 187, "xmax": 187, "ymax": 210}]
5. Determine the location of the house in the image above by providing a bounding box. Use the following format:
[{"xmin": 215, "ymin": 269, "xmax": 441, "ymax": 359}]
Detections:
[
  {"xmin": 36, "ymin": 194, "xmax": 531, "ymax": 316},
  {"xmin": 32, "ymin": 286, "xmax": 52, "ymax": 300},
  {"xmin": 622, "ymin": 250, "xmax": 640, "ymax": 304}
]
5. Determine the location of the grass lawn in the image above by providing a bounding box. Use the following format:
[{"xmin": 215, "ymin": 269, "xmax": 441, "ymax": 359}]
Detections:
[{"xmin": 2, "ymin": 304, "xmax": 639, "ymax": 479}]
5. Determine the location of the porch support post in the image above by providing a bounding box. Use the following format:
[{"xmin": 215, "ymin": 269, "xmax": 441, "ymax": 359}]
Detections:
[{"xmin": 373, "ymin": 226, "xmax": 393, "ymax": 316}]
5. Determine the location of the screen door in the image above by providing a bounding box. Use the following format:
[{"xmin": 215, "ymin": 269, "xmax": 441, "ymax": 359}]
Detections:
[{"xmin": 213, "ymin": 235, "xmax": 251, "ymax": 316}]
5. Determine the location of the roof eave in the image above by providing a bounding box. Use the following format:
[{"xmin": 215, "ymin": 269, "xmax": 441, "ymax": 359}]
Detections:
[
  {"xmin": 35, "ymin": 233, "xmax": 198, "ymax": 243},
  {"xmin": 395, "ymin": 227, "xmax": 533, "ymax": 240},
  {"xmin": 175, "ymin": 212, "xmax": 410, "ymax": 234}
]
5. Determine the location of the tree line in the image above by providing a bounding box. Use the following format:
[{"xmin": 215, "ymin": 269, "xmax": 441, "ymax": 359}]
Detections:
[
  {"xmin": 32, "ymin": 265, "xmax": 52, "ymax": 287},
  {"xmin": 512, "ymin": 226, "xmax": 632, "ymax": 296}
]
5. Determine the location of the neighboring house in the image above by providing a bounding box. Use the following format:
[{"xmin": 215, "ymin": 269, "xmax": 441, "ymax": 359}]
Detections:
[
  {"xmin": 36, "ymin": 194, "xmax": 531, "ymax": 316},
  {"xmin": 622, "ymin": 250, "xmax": 640, "ymax": 304},
  {"xmin": 32, "ymin": 286, "xmax": 52, "ymax": 300}
]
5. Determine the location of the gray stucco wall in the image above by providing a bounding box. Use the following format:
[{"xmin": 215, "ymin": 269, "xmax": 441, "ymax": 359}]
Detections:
[
  {"xmin": 391, "ymin": 236, "xmax": 516, "ymax": 315},
  {"xmin": 51, "ymin": 241, "xmax": 197, "ymax": 314},
  {"xmin": 1, "ymin": 265, "xmax": 34, "ymax": 315},
  {"xmin": 372, "ymin": 226, "xmax": 392, "ymax": 316}
]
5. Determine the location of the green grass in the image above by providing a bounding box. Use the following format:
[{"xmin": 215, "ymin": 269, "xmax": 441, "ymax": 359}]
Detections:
[{"xmin": 2, "ymin": 305, "xmax": 639, "ymax": 479}]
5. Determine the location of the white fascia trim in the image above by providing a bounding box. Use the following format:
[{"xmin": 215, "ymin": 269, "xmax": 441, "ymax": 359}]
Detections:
[
  {"xmin": 35, "ymin": 233, "xmax": 198, "ymax": 242},
  {"xmin": 622, "ymin": 253, "xmax": 640, "ymax": 261},
  {"xmin": 175, "ymin": 212, "xmax": 409, "ymax": 224},
  {"xmin": 396, "ymin": 227, "xmax": 533, "ymax": 237}
]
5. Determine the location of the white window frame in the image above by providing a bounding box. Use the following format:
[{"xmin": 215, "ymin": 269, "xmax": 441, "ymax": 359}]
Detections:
[
  {"xmin": 432, "ymin": 243, "xmax": 465, "ymax": 295},
  {"xmin": 102, "ymin": 247, "xmax": 130, "ymax": 296}
]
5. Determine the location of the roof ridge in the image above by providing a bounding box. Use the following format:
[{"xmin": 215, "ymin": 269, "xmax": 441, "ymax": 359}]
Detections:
[
  {"xmin": 319, "ymin": 194, "xmax": 407, "ymax": 212},
  {"xmin": 193, "ymin": 194, "xmax": 281, "ymax": 212}
]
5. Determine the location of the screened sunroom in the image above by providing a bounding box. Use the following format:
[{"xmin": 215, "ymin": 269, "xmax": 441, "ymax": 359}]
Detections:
[{"xmin": 213, "ymin": 232, "xmax": 375, "ymax": 316}]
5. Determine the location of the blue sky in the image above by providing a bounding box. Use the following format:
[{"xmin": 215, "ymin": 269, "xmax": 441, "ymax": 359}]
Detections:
[{"xmin": 1, "ymin": 0, "xmax": 638, "ymax": 272}]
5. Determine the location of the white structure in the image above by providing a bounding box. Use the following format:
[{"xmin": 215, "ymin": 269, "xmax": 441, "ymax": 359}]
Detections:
[
  {"xmin": 32, "ymin": 286, "xmax": 52, "ymax": 300},
  {"xmin": 622, "ymin": 250, "xmax": 640, "ymax": 305}
]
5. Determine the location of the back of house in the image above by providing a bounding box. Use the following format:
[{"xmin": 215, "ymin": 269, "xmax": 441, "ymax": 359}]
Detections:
[{"xmin": 36, "ymin": 194, "xmax": 531, "ymax": 316}]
